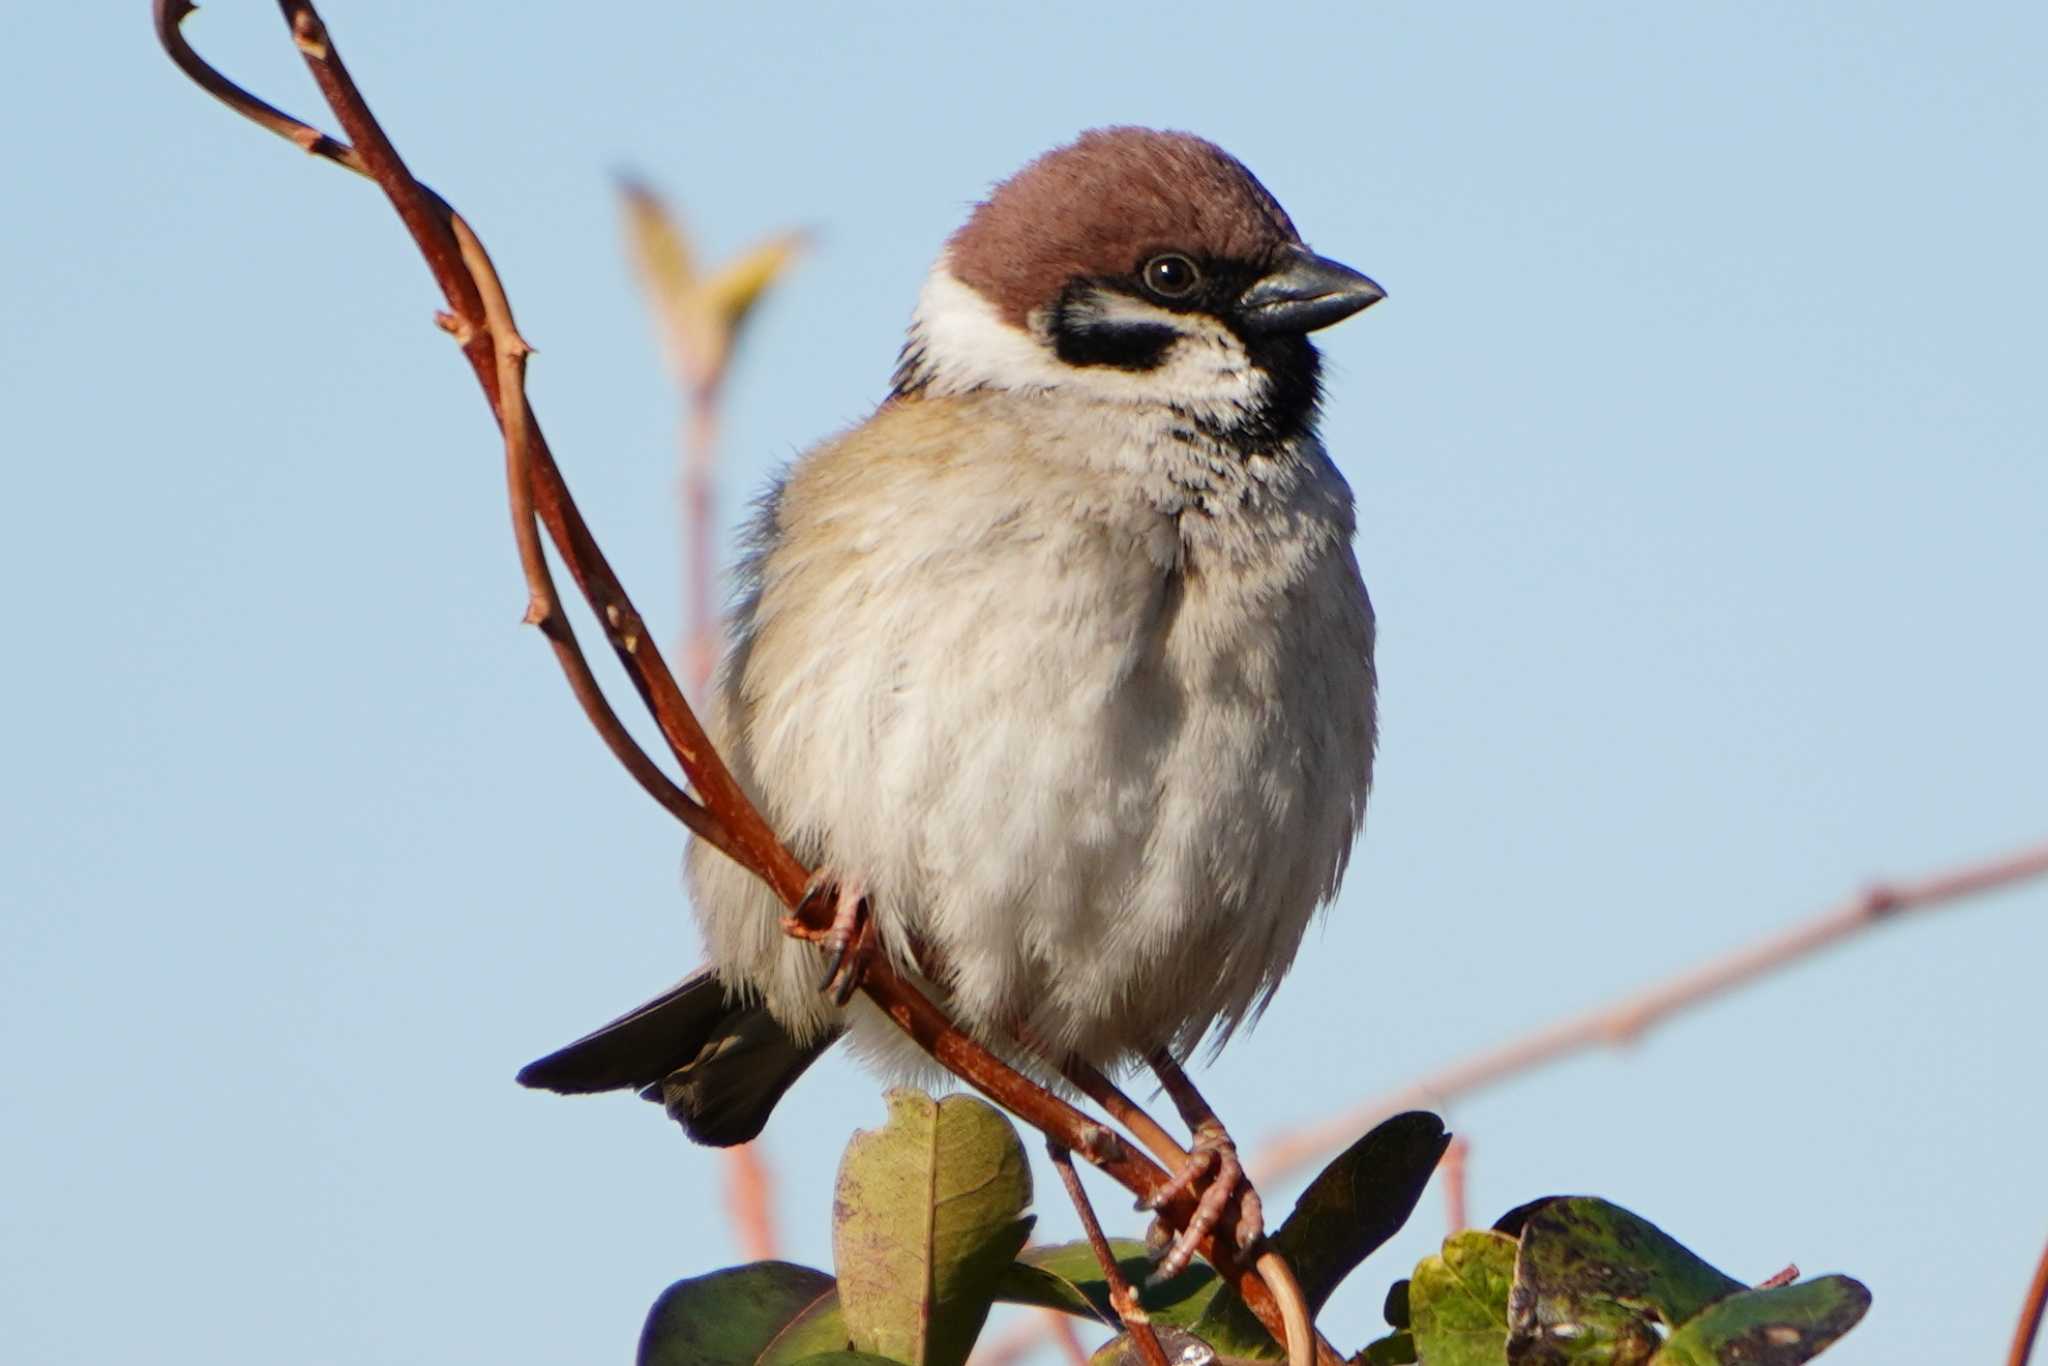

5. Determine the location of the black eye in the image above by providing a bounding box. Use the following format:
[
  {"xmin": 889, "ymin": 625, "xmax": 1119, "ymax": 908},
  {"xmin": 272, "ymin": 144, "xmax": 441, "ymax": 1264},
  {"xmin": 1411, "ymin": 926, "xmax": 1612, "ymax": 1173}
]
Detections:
[{"xmin": 1141, "ymin": 253, "xmax": 1201, "ymax": 299}]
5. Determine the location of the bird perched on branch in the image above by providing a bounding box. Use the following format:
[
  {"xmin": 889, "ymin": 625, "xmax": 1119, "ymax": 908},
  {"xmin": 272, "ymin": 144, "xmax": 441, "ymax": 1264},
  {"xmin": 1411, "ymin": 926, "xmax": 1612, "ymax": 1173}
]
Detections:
[{"xmin": 520, "ymin": 126, "xmax": 1382, "ymax": 1271}]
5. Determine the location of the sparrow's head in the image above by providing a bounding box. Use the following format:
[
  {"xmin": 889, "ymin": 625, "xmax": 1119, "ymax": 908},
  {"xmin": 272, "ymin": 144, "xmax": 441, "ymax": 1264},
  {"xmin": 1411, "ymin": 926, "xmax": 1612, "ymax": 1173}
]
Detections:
[{"xmin": 896, "ymin": 127, "xmax": 1382, "ymax": 442}]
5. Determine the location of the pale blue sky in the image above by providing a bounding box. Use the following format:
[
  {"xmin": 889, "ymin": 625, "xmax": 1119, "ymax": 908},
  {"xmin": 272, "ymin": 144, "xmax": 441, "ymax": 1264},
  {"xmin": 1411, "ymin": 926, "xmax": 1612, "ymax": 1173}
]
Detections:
[{"xmin": 3, "ymin": 4, "xmax": 2044, "ymax": 1362}]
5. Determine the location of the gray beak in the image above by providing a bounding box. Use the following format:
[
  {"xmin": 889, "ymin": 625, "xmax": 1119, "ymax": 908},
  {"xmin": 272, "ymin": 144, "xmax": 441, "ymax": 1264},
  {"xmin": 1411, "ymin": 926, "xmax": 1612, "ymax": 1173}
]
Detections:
[{"xmin": 1237, "ymin": 246, "xmax": 1386, "ymax": 334}]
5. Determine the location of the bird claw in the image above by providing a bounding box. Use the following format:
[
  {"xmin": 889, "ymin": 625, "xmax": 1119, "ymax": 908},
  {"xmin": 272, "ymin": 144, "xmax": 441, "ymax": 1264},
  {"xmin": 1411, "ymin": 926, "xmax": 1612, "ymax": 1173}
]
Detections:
[
  {"xmin": 1145, "ymin": 1119, "xmax": 1264, "ymax": 1282},
  {"xmin": 792, "ymin": 872, "xmax": 874, "ymax": 1006}
]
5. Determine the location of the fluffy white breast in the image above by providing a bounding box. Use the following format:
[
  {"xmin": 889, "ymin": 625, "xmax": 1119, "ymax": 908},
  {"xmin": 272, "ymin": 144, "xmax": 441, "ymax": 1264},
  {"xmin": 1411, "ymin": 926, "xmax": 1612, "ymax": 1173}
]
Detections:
[{"xmin": 687, "ymin": 356, "xmax": 1375, "ymax": 1081}]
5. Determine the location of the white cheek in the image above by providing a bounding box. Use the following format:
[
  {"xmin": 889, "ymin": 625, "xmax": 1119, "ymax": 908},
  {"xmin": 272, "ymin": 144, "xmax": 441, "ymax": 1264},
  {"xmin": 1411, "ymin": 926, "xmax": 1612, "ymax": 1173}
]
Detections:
[
  {"xmin": 906, "ymin": 260, "xmax": 1267, "ymax": 423},
  {"xmin": 905, "ymin": 264, "xmax": 1058, "ymax": 395}
]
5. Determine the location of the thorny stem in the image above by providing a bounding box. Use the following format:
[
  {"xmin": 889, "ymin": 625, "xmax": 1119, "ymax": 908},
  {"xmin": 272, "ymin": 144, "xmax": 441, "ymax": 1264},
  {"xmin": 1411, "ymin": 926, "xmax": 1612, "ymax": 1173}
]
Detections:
[
  {"xmin": 261, "ymin": 0, "xmax": 804, "ymax": 893},
  {"xmin": 156, "ymin": 6, "xmax": 1312, "ymax": 1362}
]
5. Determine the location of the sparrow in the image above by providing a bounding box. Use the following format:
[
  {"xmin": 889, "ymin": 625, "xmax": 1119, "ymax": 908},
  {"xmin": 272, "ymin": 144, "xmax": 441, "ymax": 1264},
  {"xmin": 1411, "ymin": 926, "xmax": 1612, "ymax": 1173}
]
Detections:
[{"xmin": 520, "ymin": 127, "xmax": 1382, "ymax": 1256}]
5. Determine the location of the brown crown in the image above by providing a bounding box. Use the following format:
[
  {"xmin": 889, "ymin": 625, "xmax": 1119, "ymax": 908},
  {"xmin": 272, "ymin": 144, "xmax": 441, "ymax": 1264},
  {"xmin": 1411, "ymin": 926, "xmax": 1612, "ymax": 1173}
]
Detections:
[{"xmin": 946, "ymin": 127, "xmax": 1304, "ymax": 329}]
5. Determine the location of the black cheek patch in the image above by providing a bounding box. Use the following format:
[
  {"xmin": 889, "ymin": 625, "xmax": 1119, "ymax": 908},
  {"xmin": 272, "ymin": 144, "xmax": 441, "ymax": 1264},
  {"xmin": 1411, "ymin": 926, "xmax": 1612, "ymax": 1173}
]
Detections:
[
  {"xmin": 1049, "ymin": 282, "xmax": 1180, "ymax": 371},
  {"xmin": 1052, "ymin": 316, "xmax": 1178, "ymax": 371}
]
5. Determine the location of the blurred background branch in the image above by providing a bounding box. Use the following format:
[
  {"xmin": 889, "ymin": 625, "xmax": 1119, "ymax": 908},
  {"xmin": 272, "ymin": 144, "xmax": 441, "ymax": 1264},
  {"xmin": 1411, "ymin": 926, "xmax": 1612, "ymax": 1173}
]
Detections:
[
  {"xmin": 1253, "ymin": 835, "xmax": 2048, "ymax": 1186},
  {"xmin": 619, "ymin": 177, "xmax": 807, "ymax": 1263},
  {"xmin": 620, "ymin": 178, "xmax": 805, "ymax": 694}
]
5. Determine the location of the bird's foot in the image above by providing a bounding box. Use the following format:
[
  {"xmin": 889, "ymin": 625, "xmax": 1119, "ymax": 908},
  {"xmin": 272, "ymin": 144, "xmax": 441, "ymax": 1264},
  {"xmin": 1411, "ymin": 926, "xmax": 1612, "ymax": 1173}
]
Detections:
[
  {"xmin": 784, "ymin": 871, "xmax": 874, "ymax": 1007},
  {"xmin": 1140, "ymin": 1117, "xmax": 1264, "ymax": 1281}
]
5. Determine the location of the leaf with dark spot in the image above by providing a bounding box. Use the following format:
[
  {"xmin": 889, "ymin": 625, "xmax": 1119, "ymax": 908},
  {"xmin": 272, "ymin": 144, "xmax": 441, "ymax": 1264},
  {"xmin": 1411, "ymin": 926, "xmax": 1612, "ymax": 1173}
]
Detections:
[
  {"xmin": 1512, "ymin": 1198, "xmax": 1745, "ymax": 1330},
  {"xmin": 1647, "ymin": 1276, "xmax": 1870, "ymax": 1365}
]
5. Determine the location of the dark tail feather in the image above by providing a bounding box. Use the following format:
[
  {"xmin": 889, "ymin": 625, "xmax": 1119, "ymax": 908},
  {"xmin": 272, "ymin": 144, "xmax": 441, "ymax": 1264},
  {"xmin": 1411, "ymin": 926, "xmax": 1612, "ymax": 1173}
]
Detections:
[{"xmin": 517, "ymin": 967, "xmax": 839, "ymax": 1147}]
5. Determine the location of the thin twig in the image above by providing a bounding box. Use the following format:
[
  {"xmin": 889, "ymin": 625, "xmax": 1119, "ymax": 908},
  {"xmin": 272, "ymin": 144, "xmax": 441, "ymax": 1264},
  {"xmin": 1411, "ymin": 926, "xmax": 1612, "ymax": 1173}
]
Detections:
[
  {"xmin": 157, "ymin": 8, "xmax": 1311, "ymax": 1361},
  {"xmin": 1047, "ymin": 1142, "xmax": 1170, "ymax": 1366},
  {"xmin": 2011, "ymin": 1235, "xmax": 2048, "ymax": 1366},
  {"xmin": 160, "ymin": 0, "xmax": 712, "ymax": 842},
  {"xmin": 1253, "ymin": 837, "xmax": 2048, "ymax": 1185}
]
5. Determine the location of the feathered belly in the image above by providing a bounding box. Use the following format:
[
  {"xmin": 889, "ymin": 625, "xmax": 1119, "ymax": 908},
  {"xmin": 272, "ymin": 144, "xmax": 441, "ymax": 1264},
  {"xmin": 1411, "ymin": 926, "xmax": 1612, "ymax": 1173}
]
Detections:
[
  {"xmin": 692, "ymin": 563, "xmax": 1369, "ymax": 1079},
  {"xmin": 689, "ymin": 434, "xmax": 1375, "ymax": 1078}
]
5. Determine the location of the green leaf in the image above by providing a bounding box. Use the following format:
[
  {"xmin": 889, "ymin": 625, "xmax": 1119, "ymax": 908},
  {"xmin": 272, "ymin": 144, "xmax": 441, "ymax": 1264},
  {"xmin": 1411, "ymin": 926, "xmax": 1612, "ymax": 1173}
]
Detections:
[
  {"xmin": 757, "ymin": 1289, "xmax": 857, "ymax": 1366},
  {"xmin": 1648, "ymin": 1276, "xmax": 1870, "ymax": 1366},
  {"xmin": 1275, "ymin": 1112, "xmax": 1451, "ymax": 1315},
  {"xmin": 1358, "ymin": 1331, "xmax": 1419, "ymax": 1365},
  {"xmin": 784, "ymin": 1356, "xmax": 903, "ymax": 1366},
  {"xmin": 637, "ymin": 1261, "xmax": 836, "ymax": 1366},
  {"xmin": 832, "ymin": 1090, "xmax": 1035, "ymax": 1366},
  {"xmin": 1408, "ymin": 1230, "xmax": 1515, "ymax": 1365},
  {"xmin": 995, "ymin": 1239, "xmax": 1217, "ymax": 1325},
  {"xmin": 1507, "ymin": 1204, "xmax": 1744, "ymax": 1343},
  {"xmin": 1183, "ymin": 1277, "xmax": 1283, "ymax": 1360}
]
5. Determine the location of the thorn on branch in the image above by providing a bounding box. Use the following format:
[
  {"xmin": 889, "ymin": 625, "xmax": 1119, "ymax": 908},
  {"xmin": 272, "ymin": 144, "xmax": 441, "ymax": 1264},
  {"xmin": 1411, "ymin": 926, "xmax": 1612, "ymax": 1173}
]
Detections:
[
  {"xmin": 435, "ymin": 310, "xmax": 475, "ymax": 344},
  {"xmin": 289, "ymin": 8, "xmax": 329, "ymax": 60},
  {"xmin": 1756, "ymin": 1264, "xmax": 1799, "ymax": 1290}
]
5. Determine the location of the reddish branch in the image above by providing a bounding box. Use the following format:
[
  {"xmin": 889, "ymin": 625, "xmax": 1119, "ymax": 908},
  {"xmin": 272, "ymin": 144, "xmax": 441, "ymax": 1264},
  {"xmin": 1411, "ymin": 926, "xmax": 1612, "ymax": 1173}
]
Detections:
[
  {"xmin": 2012, "ymin": 1234, "xmax": 2048, "ymax": 1366},
  {"xmin": 156, "ymin": 6, "xmax": 1318, "ymax": 1363},
  {"xmin": 1254, "ymin": 837, "xmax": 2048, "ymax": 1185}
]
